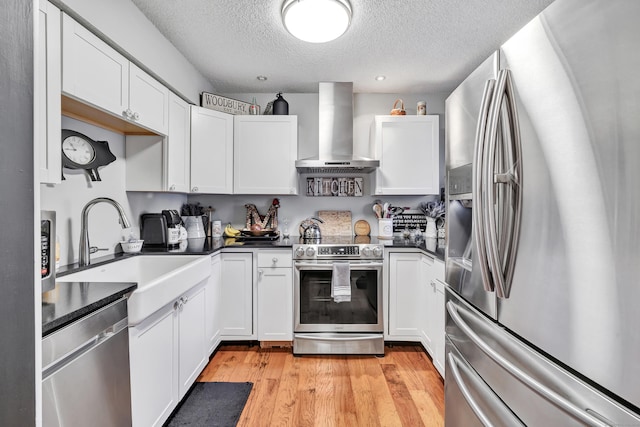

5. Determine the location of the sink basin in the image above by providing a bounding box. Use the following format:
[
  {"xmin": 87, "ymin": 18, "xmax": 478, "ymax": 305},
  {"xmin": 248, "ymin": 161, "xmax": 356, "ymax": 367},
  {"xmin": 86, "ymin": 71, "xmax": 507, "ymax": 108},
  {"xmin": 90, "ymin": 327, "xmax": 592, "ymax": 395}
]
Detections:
[{"xmin": 58, "ymin": 255, "xmax": 211, "ymax": 325}]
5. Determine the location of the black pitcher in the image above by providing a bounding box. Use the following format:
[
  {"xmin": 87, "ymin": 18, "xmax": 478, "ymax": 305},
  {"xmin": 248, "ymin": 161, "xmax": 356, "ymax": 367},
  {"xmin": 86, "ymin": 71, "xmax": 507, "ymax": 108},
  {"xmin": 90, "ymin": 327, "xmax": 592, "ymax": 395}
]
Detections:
[{"xmin": 273, "ymin": 92, "xmax": 289, "ymax": 115}]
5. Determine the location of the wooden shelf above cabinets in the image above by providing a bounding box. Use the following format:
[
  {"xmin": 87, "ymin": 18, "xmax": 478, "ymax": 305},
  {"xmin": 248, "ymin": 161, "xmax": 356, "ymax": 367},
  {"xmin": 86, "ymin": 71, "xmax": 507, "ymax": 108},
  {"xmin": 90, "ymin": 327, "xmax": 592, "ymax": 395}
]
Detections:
[{"xmin": 62, "ymin": 95, "xmax": 155, "ymax": 136}]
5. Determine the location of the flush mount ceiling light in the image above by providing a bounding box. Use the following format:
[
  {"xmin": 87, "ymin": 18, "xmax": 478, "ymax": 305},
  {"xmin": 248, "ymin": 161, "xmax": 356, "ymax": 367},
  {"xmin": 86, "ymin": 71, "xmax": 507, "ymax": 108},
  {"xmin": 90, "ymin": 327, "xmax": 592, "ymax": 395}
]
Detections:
[{"xmin": 282, "ymin": 0, "xmax": 352, "ymax": 43}]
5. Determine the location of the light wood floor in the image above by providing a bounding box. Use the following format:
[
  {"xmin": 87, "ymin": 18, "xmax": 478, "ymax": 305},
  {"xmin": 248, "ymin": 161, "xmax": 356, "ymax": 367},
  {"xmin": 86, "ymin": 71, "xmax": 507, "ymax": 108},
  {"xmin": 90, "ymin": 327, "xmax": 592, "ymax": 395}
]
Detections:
[{"xmin": 197, "ymin": 343, "xmax": 445, "ymax": 427}]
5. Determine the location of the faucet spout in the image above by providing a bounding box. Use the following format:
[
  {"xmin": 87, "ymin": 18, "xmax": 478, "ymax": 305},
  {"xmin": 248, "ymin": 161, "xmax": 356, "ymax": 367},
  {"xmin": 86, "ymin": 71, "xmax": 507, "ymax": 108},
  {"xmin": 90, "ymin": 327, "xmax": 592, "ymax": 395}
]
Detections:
[{"xmin": 79, "ymin": 197, "xmax": 131, "ymax": 266}]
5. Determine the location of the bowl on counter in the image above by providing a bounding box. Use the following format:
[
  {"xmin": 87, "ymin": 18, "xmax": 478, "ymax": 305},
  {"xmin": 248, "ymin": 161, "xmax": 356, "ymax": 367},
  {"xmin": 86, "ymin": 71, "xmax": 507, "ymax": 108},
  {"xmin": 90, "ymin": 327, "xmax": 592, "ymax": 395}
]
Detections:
[{"xmin": 121, "ymin": 240, "xmax": 144, "ymax": 253}]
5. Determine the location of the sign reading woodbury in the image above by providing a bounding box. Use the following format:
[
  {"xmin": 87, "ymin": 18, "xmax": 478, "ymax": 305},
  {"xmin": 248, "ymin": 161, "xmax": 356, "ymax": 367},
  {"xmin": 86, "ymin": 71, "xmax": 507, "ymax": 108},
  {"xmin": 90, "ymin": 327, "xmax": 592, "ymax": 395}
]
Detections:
[
  {"xmin": 201, "ymin": 92, "xmax": 251, "ymax": 115},
  {"xmin": 306, "ymin": 177, "xmax": 363, "ymax": 197}
]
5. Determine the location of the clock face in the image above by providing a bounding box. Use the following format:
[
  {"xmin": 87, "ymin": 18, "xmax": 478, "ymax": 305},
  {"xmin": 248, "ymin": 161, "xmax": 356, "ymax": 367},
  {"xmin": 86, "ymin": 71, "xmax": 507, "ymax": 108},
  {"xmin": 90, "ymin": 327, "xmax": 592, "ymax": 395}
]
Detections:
[{"xmin": 62, "ymin": 135, "xmax": 96, "ymax": 165}]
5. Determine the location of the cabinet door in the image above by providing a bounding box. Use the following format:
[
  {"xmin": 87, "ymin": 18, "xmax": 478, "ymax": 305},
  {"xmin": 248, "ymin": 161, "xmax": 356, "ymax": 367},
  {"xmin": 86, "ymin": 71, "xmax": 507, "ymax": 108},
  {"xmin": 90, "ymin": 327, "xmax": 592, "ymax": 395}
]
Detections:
[
  {"xmin": 220, "ymin": 252, "xmax": 253, "ymax": 336},
  {"xmin": 388, "ymin": 252, "xmax": 422, "ymax": 339},
  {"xmin": 258, "ymin": 267, "xmax": 293, "ymax": 341},
  {"xmin": 432, "ymin": 279, "xmax": 446, "ymax": 378},
  {"xmin": 190, "ymin": 106, "xmax": 233, "ymax": 194},
  {"xmin": 62, "ymin": 13, "xmax": 128, "ymax": 118},
  {"xmin": 129, "ymin": 63, "xmax": 169, "ymax": 134},
  {"xmin": 37, "ymin": 0, "xmax": 61, "ymax": 184},
  {"xmin": 206, "ymin": 254, "xmax": 222, "ymax": 355},
  {"xmin": 374, "ymin": 115, "xmax": 440, "ymax": 195},
  {"xmin": 166, "ymin": 93, "xmax": 191, "ymax": 192},
  {"xmin": 420, "ymin": 254, "xmax": 435, "ymax": 354},
  {"xmin": 178, "ymin": 284, "xmax": 207, "ymax": 398},
  {"xmin": 233, "ymin": 116, "xmax": 298, "ymax": 195},
  {"xmin": 129, "ymin": 305, "xmax": 178, "ymax": 427}
]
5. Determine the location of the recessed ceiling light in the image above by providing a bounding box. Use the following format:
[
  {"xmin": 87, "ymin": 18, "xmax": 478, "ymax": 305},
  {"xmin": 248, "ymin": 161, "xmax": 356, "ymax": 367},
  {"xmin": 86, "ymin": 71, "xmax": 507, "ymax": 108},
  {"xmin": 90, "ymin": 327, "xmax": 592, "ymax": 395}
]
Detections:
[
  {"xmin": 282, "ymin": 0, "xmax": 352, "ymax": 43},
  {"xmin": 375, "ymin": 75, "xmax": 386, "ymax": 81},
  {"xmin": 257, "ymin": 75, "xmax": 268, "ymax": 81}
]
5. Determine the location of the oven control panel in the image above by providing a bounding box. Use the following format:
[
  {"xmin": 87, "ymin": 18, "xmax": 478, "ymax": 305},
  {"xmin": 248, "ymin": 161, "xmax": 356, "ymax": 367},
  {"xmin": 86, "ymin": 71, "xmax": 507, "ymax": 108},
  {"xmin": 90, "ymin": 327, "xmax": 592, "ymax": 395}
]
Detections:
[{"xmin": 294, "ymin": 244, "xmax": 383, "ymax": 260}]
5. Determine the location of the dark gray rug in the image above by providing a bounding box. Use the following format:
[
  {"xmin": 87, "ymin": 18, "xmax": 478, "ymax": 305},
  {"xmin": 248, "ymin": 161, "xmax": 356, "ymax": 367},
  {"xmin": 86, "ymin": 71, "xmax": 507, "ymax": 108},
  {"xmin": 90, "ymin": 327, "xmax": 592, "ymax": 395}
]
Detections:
[{"xmin": 165, "ymin": 382, "xmax": 253, "ymax": 427}]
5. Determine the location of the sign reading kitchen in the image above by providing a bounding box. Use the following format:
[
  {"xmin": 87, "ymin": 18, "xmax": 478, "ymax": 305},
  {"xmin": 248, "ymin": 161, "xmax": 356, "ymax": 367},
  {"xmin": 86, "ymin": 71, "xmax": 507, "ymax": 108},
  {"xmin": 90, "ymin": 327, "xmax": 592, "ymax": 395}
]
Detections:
[
  {"xmin": 201, "ymin": 92, "xmax": 251, "ymax": 115},
  {"xmin": 306, "ymin": 177, "xmax": 363, "ymax": 197}
]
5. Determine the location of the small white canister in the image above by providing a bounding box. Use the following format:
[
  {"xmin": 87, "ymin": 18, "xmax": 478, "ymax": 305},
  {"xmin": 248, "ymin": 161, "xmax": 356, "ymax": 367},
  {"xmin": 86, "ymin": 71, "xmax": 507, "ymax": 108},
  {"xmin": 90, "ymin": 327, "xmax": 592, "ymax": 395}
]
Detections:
[
  {"xmin": 378, "ymin": 218, "xmax": 394, "ymax": 239},
  {"xmin": 417, "ymin": 101, "xmax": 427, "ymax": 115}
]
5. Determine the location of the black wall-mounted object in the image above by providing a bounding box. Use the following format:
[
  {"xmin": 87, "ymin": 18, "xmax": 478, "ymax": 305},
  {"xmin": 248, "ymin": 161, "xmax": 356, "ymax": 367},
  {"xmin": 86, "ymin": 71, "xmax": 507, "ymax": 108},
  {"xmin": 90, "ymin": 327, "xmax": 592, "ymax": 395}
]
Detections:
[{"xmin": 61, "ymin": 129, "xmax": 116, "ymax": 181}]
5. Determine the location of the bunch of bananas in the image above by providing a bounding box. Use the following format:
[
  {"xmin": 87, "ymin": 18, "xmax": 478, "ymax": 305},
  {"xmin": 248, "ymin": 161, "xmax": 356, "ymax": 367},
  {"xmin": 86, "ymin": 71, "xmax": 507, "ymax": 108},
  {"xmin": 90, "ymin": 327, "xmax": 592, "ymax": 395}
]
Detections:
[{"xmin": 224, "ymin": 223, "xmax": 241, "ymax": 237}]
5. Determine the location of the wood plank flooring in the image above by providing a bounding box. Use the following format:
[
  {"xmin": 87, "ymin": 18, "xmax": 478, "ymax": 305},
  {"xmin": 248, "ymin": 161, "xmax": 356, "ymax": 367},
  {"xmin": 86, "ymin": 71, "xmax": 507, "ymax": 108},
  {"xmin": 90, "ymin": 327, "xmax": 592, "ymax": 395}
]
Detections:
[{"xmin": 197, "ymin": 343, "xmax": 444, "ymax": 426}]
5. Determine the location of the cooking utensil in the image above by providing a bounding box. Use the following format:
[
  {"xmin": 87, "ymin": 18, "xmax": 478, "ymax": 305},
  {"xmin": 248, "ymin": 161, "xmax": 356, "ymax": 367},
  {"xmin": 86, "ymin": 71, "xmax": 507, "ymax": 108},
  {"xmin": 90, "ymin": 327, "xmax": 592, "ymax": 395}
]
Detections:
[
  {"xmin": 373, "ymin": 204, "xmax": 383, "ymax": 219},
  {"xmin": 383, "ymin": 203, "xmax": 390, "ymax": 218},
  {"xmin": 299, "ymin": 217, "xmax": 324, "ymax": 240}
]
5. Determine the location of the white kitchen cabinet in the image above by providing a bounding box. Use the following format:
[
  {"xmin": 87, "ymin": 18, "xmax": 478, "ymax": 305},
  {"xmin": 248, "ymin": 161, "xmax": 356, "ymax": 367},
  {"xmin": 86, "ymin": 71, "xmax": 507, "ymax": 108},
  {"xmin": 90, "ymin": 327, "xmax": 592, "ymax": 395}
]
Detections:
[
  {"xmin": 257, "ymin": 251, "xmax": 293, "ymax": 341},
  {"xmin": 129, "ymin": 281, "xmax": 207, "ymax": 427},
  {"xmin": 190, "ymin": 106, "xmax": 233, "ymax": 194},
  {"xmin": 420, "ymin": 254, "xmax": 436, "ymax": 354},
  {"xmin": 62, "ymin": 14, "xmax": 168, "ymax": 135},
  {"xmin": 129, "ymin": 303, "xmax": 177, "ymax": 427},
  {"xmin": 165, "ymin": 93, "xmax": 191, "ymax": 192},
  {"xmin": 388, "ymin": 252, "xmax": 423, "ymax": 340},
  {"xmin": 125, "ymin": 93, "xmax": 190, "ymax": 192},
  {"xmin": 177, "ymin": 284, "xmax": 207, "ymax": 398},
  {"xmin": 206, "ymin": 253, "xmax": 222, "ymax": 355},
  {"xmin": 429, "ymin": 259, "xmax": 446, "ymax": 378},
  {"xmin": 220, "ymin": 252, "xmax": 254, "ymax": 338},
  {"xmin": 374, "ymin": 115, "xmax": 440, "ymax": 195},
  {"xmin": 36, "ymin": 0, "xmax": 62, "ymax": 184},
  {"xmin": 233, "ymin": 116, "xmax": 298, "ymax": 195}
]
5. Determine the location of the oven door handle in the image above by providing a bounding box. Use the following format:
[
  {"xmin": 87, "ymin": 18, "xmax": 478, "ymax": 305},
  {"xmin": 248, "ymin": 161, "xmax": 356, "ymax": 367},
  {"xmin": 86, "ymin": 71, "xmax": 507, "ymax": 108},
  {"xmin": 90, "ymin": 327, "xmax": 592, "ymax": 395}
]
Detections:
[
  {"xmin": 294, "ymin": 261, "xmax": 383, "ymax": 269},
  {"xmin": 294, "ymin": 334, "xmax": 383, "ymax": 341}
]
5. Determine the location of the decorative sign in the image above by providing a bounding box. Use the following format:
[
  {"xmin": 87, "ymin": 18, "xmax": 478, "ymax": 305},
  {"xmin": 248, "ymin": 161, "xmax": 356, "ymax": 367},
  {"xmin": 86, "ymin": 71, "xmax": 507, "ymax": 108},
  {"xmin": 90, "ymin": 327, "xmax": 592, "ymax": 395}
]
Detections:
[
  {"xmin": 201, "ymin": 92, "xmax": 251, "ymax": 115},
  {"xmin": 306, "ymin": 177, "xmax": 363, "ymax": 197},
  {"xmin": 393, "ymin": 212, "xmax": 428, "ymax": 232}
]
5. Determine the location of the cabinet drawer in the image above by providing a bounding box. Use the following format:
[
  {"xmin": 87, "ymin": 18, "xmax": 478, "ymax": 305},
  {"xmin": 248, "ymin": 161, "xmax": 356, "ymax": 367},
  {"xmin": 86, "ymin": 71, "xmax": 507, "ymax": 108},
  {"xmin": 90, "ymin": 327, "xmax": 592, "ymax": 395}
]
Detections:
[{"xmin": 257, "ymin": 250, "xmax": 292, "ymax": 268}]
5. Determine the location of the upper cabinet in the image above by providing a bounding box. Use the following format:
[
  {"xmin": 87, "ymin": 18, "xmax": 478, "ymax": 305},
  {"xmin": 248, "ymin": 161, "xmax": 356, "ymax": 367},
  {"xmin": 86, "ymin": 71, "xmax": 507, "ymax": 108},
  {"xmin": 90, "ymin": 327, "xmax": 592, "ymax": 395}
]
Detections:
[
  {"xmin": 190, "ymin": 106, "xmax": 233, "ymax": 194},
  {"xmin": 61, "ymin": 14, "xmax": 168, "ymax": 135},
  {"xmin": 374, "ymin": 115, "xmax": 440, "ymax": 195},
  {"xmin": 36, "ymin": 0, "xmax": 62, "ymax": 184},
  {"xmin": 166, "ymin": 93, "xmax": 191, "ymax": 193},
  {"xmin": 233, "ymin": 116, "xmax": 298, "ymax": 195}
]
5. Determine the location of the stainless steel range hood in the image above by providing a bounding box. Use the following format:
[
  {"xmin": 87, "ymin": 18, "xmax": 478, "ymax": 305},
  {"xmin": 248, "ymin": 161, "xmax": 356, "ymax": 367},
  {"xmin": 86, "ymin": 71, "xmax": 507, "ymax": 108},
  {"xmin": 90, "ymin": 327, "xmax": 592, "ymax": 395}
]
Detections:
[{"xmin": 295, "ymin": 82, "xmax": 379, "ymax": 173}]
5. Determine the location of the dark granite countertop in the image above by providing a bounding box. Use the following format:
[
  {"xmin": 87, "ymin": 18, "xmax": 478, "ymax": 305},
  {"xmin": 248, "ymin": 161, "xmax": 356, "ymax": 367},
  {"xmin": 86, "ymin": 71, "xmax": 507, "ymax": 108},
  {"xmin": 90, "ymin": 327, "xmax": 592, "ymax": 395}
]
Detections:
[
  {"xmin": 42, "ymin": 281, "xmax": 136, "ymax": 336},
  {"xmin": 381, "ymin": 237, "xmax": 446, "ymax": 261}
]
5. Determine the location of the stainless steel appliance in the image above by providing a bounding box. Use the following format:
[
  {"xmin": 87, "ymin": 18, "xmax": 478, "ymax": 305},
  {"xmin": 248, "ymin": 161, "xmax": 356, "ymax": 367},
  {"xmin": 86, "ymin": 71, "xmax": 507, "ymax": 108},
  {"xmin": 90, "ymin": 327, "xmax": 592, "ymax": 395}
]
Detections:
[
  {"xmin": 444, "ymin": 0, "xmax": 640, "ymax": 424},
  {"xmin": 41, "ymin": 210, "xmax": 56, "ymax": 293},
  {"xmin": 42, "ymin": 298, "xmax": 132, "ymax": 426},
  {"xmin": 293, "ymin": 238, "xmax": 384, "ymax": 355}
]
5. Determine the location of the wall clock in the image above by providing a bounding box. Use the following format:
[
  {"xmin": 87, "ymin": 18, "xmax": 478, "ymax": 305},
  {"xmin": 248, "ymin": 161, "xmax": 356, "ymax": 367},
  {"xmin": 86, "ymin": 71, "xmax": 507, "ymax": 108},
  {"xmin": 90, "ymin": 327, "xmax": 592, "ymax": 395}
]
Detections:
[{"xmin": 61, "ymin": 129, "xmax": 116, "ymax": 181}]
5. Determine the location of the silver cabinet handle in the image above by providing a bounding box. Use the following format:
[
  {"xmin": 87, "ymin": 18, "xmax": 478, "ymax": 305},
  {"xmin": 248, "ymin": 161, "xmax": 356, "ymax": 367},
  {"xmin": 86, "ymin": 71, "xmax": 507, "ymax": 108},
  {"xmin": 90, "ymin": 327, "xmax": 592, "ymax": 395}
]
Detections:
[
  {"xmin": 169, "ymin": 184, "xmax": 176, "ymax": 191},
  {"xmin": 446, "ymin": 301, "xmax": 611, "ymax": 427},
  {"xmin": 272, "ymin": 257, "xmax": 278, "ymax": 264},
  {"xmin": 472, "ymin": 78, "xmax": 496, "ymax": 293},
  {"xmin": 191, "ymin": 187, "xmax": 198, "ymax": 192},
  {"xmin": 258, "ymin": 269, "xmax": 263, "ymax": 280},
  {"xmin": 132, "ymin": 111, "xmax": 140, "ymax": 121}
]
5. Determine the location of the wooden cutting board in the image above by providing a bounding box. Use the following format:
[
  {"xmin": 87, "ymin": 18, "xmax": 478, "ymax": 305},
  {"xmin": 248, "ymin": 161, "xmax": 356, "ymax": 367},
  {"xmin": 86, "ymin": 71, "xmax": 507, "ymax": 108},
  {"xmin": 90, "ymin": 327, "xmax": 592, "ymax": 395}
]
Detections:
[{"xmin": 317, "ymin": 210, "xmax": 352, "ymax": 236}]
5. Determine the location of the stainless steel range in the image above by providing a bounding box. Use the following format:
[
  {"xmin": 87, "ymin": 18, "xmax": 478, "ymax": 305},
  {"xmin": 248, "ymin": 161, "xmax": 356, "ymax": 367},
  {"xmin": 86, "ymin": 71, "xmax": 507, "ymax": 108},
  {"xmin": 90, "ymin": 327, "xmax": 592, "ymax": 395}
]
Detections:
[{"xmin": 293, "ymin": 238, "xmax": 384, "ymax": 355}]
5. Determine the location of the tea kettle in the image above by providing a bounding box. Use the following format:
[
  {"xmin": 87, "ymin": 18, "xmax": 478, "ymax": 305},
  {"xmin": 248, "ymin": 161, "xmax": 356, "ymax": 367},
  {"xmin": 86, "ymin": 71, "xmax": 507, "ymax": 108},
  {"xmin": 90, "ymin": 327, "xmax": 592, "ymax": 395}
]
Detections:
[{"xmin": 300, "ymin": 217, "xmax": 323, "ymax": 240}]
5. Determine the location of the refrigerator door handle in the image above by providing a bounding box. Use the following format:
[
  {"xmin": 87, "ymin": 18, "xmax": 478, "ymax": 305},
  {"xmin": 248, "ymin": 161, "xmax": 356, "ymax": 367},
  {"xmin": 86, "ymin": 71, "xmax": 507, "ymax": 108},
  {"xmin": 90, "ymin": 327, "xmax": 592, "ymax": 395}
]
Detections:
[
  {"xmin": 472, "ymin": 78, "xmax": 496, "ymax": 293},
  {"xmin": 446, "ymin": 301, "xmax": 612, "ymax": 427},
  {"xmin": 482, "ymin": 68, "xmax": 523, "ymax": 299},
  {"xmin": 448, "ymin": 352, "xmax": 525, "ymax": 426}
]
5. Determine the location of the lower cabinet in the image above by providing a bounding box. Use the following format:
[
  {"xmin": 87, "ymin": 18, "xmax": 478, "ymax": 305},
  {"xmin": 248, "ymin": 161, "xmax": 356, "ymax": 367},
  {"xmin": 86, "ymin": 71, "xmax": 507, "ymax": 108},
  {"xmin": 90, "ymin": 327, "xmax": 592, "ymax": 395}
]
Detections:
[
  {"xmin": 388, "ymin": 251, "xmax": 446, "ymax": 378},
  {"xmin": 205, "ymin": 253, "xmax": 222, "ymax": 354},
  {"xmin": 220, "ymin": 252, "xmax": 254, "ymax": 338},
  {"xmin": 129, "ymin": 280, "xmax": 207, "ymax": 427},
  {"xmin": 257, "ymin": 251, "xmax": 293, "ymax": 341},
  {"xmin": 388, "ymin": 252, "xmax": 423, "ymax": 339}
]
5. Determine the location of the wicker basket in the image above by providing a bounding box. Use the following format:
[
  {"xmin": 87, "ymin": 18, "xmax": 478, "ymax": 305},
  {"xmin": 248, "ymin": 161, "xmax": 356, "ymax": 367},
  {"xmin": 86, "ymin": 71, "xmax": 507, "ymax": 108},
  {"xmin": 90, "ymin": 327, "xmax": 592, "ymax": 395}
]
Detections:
[{"xmin": 390, "ymin": 99, "xmax": 406, "ymax": 115}]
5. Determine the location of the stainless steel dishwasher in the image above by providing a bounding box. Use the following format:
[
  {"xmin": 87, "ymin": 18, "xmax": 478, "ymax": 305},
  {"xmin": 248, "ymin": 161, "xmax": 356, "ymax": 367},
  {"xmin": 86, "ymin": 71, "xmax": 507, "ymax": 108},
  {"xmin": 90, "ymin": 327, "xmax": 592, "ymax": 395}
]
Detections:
[{"xmin": 42, "ymin": 298, "xmax": 132, "ymax": 427}]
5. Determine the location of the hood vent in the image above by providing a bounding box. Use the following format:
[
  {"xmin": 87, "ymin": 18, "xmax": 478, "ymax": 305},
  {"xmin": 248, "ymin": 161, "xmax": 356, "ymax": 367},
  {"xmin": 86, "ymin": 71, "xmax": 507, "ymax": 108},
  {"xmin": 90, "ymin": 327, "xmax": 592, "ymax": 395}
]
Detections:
[{"xmin": 295, "ymin": 82, "xmax": 379, "ymax": 173}]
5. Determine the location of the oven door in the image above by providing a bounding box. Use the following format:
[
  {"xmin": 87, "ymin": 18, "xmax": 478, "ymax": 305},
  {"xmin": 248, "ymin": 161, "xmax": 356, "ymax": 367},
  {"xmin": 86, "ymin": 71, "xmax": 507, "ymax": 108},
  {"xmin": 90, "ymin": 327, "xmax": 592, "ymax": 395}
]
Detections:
[{"xmin": 294, "ymin": 260, "xmax": 383, "ymax": 333}]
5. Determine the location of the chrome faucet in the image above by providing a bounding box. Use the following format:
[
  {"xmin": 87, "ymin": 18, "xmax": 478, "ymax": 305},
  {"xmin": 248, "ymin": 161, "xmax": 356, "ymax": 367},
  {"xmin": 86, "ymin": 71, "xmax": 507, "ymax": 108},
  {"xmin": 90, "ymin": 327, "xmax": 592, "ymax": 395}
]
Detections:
[{"xmin": 79, "ymin": 197, "xmax": 131, "ymax": 266}]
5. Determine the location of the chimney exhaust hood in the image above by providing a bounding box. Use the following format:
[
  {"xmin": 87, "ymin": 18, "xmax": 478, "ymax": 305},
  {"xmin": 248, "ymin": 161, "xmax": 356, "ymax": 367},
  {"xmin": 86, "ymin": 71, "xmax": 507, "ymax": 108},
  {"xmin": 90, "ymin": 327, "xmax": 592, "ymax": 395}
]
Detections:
[{"xmin": 295, "ymin": 82, "xmax": 379, "ymax": 173}]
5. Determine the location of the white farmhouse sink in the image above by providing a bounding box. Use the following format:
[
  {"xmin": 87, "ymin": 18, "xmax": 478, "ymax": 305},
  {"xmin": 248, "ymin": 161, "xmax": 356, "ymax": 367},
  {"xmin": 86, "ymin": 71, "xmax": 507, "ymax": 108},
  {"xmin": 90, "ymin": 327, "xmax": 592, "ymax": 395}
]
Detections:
[{"xmin": 58, "ymin": 255, "xmax": 211, "ymax": 325}]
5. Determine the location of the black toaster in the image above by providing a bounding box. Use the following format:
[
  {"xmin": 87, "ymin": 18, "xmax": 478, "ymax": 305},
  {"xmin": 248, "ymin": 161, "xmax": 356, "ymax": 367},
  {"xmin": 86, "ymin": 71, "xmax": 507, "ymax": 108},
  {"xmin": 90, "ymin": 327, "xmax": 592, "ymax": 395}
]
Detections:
[{"xmin": 140, "ymin": 213, "xmax": 167, "ymax": 247}]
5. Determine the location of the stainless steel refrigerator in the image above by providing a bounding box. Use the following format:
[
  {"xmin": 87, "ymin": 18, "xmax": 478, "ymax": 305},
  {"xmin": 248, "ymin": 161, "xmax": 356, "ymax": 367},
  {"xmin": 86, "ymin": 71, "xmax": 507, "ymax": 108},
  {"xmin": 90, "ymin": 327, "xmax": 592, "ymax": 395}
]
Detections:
[{"xmin": 444, "ymin": 0, "xmax": 640, "ymax": 425}]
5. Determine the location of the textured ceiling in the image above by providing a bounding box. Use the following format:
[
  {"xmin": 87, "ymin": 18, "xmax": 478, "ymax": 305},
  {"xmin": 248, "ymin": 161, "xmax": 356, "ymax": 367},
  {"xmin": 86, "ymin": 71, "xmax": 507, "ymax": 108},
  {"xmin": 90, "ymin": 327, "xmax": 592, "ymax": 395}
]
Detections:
[{"xmin": 129, "ymin": 0, "xmax": 555, "ymax": 94}]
